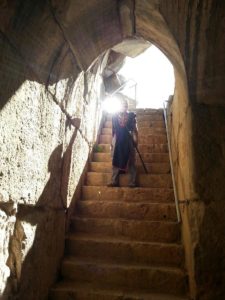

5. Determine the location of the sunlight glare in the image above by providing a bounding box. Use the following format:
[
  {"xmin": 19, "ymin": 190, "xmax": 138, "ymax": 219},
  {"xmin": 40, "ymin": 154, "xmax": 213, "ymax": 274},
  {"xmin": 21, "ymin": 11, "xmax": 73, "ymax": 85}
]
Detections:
[
  {"xmin": 118, "ymin": 45, "xmax": 175, "ymax": 108},
  {"xmin": 102, "ymin": 95, "xmax": 122, "ymax": 113}
]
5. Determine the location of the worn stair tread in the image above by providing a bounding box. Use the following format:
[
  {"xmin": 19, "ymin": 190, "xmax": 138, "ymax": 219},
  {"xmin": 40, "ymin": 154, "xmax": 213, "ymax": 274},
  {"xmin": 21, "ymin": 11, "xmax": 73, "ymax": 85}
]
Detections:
[
  {"xmin": 66, "ymin": 232, "xmax": 182, "ymax": 246},
  {"xmin": 76, "ymin": 199, "xmax": 176, "ymax": 208},
  {"xmin": 135, "ymin": 109, "xmax": 164, "ymax": 113},
  {"xmin": 104, "ymin": 120, "xmax": 166, "ymax": 128},
  {"xmin": 62, "ymin": 257, "xmax": 185, "ymax": 273},
  {"xmin": 70, "ymin": 216, "xmax": 180, "ymax": 243},
  {"xmin": 51, "ymin": 280, "xmax": 188, "ymax": 300},
  {"xmin": 100, "ymin": 133, "xmax": 167, "ymax": 137},
  {"xmin": 90, "ymin": 162, "xmax": 170, "ymax": 166},
  {"xmin": 77, "ymin": 200, "xmax": 176, "ymax": 206},
  {"xmin": 102, "ymin": 128, "xmax": 166, "ymax": 135},
  {"xmin": 82, "ymin": 186, "xmax": 175, "ymax": 202},
  {"xmin": 93, "ymin": 152, "xmax": 169, "ymax": 158},
  {"xmin": 89, "ymin": 162, "xmax": 171, "ymax": 174},
  {"xmin": 65, "ymin": 232, "xmax": 183, "ymax": 267},
  {"xmin": 99, "ymin": 134, "xmax": 167, "ymax": 144},
  {"xmin": 61, "ymin": 258, "xmax": 186, "ymax": 294},
  {"xmin": 103, "ymin": 113, "xmax": 163, "ymax": 119},
  {"xmin": 71, "ymin": 216, "xmax": 181, "ymax": 243},
  {"xmin": 93, "ymin": 152, "xmax": 170, "ymax": 163},
  {"xmin": 76, "ymin": 200, "xmax": 177, "ymax": 221},
  {"xmin": 86, "ymin": 173, "xmax": 172, "ymax": 177},
  {"xmin": 94, "ymin": 144, "xmax": 169, "ymax": 154},
  {"xmin": 86, "ymin": 173, "xmax": 173, "ymax": 188},
  {"xmin": 71, "ymin": 216, "xmax": 178, "ymax": 224}
]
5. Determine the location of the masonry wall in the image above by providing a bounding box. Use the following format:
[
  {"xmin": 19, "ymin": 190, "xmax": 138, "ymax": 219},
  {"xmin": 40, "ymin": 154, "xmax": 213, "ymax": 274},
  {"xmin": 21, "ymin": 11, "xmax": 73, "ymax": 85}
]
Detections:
[
  {"xmin": 159, "ymin": 1, "xmax": 225, "ymax": 299},
  {"xmin": 0, "ymin": 2, "xmax": 104, "ymax": 299}
]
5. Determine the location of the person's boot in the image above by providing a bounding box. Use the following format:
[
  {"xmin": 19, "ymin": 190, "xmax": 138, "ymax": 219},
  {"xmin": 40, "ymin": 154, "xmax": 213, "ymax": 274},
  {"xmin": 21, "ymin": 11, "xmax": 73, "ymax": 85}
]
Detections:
[
  {"xmin": 128, "ymin": 182, "xmax": 137, "ymax": 188},
  {"xmin": 107, "ymin": 182, "xmax": 119, "ymax": 187}
]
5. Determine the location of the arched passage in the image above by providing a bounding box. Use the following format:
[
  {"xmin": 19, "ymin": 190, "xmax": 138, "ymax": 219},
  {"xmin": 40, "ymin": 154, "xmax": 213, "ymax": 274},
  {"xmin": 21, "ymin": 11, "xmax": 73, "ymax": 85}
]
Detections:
[
  {"xmin": 1, "ymin": 1, "xmax": 225, "ymax": 300},
  {"xmin": 1, "ymin": 1, "xmax": 193, "ymax": 299}
]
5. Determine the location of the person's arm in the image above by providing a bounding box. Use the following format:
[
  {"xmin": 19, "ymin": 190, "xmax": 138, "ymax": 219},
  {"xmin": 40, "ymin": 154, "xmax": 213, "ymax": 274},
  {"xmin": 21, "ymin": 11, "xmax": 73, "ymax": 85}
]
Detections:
[
  {"xmin": 111, "ymin": 115, "xmax": 116, "ymax": 150},
  {"xmin": 112, "ymin": 115, "xmax": 116, "ymax": 137},
  {"xmin": 133, "ymin": 118, "xmax": 138, "ymax": 146}
]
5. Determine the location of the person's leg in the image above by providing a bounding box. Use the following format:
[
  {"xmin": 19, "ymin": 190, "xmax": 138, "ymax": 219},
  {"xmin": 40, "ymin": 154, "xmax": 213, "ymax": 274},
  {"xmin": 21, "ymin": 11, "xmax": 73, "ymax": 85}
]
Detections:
[
  {"xmin": 107, "ymin": 166, "xmax": 120, "ymax": 187},
  {"xmin": 128, "ymin": 146, "xmax": 137, "ymax": 187},
  {"xmin": 128, "ymin": 162, "xmax": 136, "ymax": 187}
]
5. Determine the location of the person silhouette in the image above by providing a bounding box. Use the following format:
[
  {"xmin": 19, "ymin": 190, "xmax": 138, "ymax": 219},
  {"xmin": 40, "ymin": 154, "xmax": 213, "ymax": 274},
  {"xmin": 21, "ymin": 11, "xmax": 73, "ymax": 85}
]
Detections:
[{"xmin": 107, "ymin": 95, "xmax": 138, "ymax": 188}]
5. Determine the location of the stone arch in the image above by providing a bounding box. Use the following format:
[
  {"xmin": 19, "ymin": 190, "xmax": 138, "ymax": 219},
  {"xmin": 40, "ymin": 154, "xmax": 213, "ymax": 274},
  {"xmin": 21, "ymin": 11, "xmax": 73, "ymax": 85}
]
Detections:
[{"xmin": 0, "ymin": 1, "xmax": 197, "ymax": 299}]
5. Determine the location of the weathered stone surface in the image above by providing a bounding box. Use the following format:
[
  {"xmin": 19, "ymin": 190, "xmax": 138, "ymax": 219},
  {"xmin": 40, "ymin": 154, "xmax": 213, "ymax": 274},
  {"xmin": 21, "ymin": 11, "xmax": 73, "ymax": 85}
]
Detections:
[
  {"xmin": 6, "ymin": 207, "xmax": 65, "ymax": 300},
  {"xmin": 94, "ymin": 143, "xmax": 169, "ymax": 153},
  {"xmin": 65, "ymin": 233, "xmax": 183, "ymax": 267},
  {"xmin": 99, "ymin": 134, "xmax": 168, "ymax": 144},
  {"xmin": 112, "ymin": 38, "xmax": 150, "ymax": 58},
  {"xmin": 86, "ymin": 172, "xmax": 172, "ymax": 188},
  {"xmin": 76, "ymin": 201, "xmax": 176, "ymax": 221},
  {"xmin": 50, "ymin": 283, "xmax": 189, "ymax": 300},
  {"xmin": 105, "ymin": 120, "xmax": 166, "ymax": 128},
  {"xmin": 159, "ymin": 1, "xmax": 225, "ymax": 105},
  {"xmin": 61, "ymin": 258, "xmax": 186, "ymax": 295},
  {"xmin": 50, "ymin": 0, "xmax": 123, "ymax": 71},
  {"xmin": 89, "ymin": 161, "xmax": 170, "ymax": 174},
  {"xmin": 82, "ymin": 186, "xmax": 175, "ymax": 203},
  {"xmin": 93, "ymin": 152, "xmax": 169, "ymax": 163},
  {"xmin": 71, "ymin": 217, "xmax": 180, "ymax": 243},
  {"xmin": 0, "ymin": 209, "xmax": 15, "ymax": 298},
  {"xmin": 102, "ymin": 127, "xmax": 166, "ymax": 135},
  {"xmin": 107, "ymin": 110, "xmax": 164, "ymax": 119},
  {"xmin": 0, "ymin": 2, "xmax": 105, "ymax": 298}
]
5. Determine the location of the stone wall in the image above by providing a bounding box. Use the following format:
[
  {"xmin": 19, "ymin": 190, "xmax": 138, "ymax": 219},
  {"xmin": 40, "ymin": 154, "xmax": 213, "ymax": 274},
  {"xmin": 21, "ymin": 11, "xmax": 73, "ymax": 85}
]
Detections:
[
  {"xmin": 0, "ymin": 1, "xmax": 104, "ymax": 299},
  {"xmin": 158, "ymin": 1, "xmax": 225, "ymax": 299}
]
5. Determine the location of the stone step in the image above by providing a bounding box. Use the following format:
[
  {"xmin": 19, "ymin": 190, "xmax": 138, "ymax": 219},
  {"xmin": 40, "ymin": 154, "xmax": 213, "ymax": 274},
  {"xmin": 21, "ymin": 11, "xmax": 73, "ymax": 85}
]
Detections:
[
  {"xmin": 106, "ymin": 113, "xmax": 164, "ymax": 121},
  {"xmin": 89, "ymin": 162, "xmax": 170, "ymax": 174},
  {"xmin": 135, "ymin": 109, "xmax": 164, "ymax": 115},
  {"xmin": 101, "ymin": 127, "xmax": 166, "ymax": 135},
  {"xmin": 50, "ymin": 281, "xmax": 188, "ymax": 300},
  {"xmin": 137, "ymin": 114, "xmax": 164, "ymax": 121},
  {"xmin": 94, "ymin": 143, "xmax": 168, "ymax": 153},
  {"xmin": 137, "ymin": 120, "xmax": 165, "ymax": 128},
  {"xmin": 76, "ymin": 201, "xmax": 177, "ymax": 221},
  {"xmin": 70, "ymin": 217, "xmax": 180, "ymax": 243},
  {"xmin": 99, "ymin": 134, "xmax": 167, "ymax": 144},
  {"xmin": 85, "ymin": 173, "xmax": 173, "ymax": 188},
  {"xmin": 106, "ymin": 109, "xmax": 163, "ymax": 117},
  {"xmin": 82, "ymin": 186, "xmax": 175, "ymax": 202},
  {"xmin": 61, "ymin": 259, "xmax": 186, "ymax": 295},
  {"xmin": 104, "ymin": 120, "xmax": 165, "ymax": 128},
  {"xmin": 93, "ymin": 152, "xmax": 169, "ymax": 163},
  {"xmin": 65, "ymin": 234, "xmax": 184, "ymax": 268}
]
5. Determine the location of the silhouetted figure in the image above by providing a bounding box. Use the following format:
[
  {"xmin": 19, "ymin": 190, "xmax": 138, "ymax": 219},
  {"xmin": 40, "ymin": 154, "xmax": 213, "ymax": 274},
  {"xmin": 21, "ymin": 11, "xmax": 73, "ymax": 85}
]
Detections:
[{"xmin": 107, "ymin": 95, "xmax": 138, "ymax": 188}]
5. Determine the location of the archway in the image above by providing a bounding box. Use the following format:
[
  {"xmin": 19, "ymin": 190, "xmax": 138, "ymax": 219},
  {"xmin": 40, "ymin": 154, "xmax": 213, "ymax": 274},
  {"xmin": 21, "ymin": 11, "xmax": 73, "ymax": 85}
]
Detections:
[{"xmin": 0, "ymin": 1, "xmax": 196, "ymax": 299}]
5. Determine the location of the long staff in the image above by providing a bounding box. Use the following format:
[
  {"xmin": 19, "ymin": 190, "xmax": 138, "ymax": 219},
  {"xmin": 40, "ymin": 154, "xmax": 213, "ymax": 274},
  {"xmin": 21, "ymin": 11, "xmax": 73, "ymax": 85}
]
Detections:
[{"xmin": 125, "ymin": 127, "xmax": 148, "ymax": 174}]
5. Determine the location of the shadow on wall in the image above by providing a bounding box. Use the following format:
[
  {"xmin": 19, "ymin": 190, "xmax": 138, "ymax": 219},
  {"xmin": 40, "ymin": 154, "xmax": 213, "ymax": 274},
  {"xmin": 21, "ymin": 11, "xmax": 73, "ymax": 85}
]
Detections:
[
  {"xmin": 2, "ymin": 144, "xmax": 66, "ymax": 300},
  {"xmin": 2, "ymin": 119, "xmax": 89, "ymax": 299},
  {"xmin": 191, "ymin": 106, "xmax": 225, "ymax": 300}
]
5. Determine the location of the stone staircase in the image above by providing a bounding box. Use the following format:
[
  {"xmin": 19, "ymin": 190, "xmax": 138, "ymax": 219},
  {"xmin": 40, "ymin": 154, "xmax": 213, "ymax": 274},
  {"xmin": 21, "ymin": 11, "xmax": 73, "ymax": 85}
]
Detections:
[{"xmin": 49, "ymin": 109, "xmax": 188, "ymax": 300}]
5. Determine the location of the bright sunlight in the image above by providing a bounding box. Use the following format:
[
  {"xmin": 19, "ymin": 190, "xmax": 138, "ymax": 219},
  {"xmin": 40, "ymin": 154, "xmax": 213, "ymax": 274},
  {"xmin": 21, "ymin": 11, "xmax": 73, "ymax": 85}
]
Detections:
[
  {"xmin": 102, "ymin": 45, "xmax": 175, "ymax": 112},
  {"xmin": 102, "ymin": 95, "xmax": 123, "ymax": 114}
]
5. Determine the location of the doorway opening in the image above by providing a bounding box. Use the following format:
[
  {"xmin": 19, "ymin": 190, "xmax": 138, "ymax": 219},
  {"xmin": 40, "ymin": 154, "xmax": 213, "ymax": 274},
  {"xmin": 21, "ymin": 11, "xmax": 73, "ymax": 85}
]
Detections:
[{"xmin": 102, "ymin": 44, "xmax": 175, "ymax": 113}]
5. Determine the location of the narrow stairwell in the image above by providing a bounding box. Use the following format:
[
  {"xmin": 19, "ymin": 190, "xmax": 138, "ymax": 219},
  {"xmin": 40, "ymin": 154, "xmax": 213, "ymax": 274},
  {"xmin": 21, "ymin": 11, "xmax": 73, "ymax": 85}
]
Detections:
[{"xmin": 50, "ymin": 109, "xmax": 188, "ymax": 300}]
